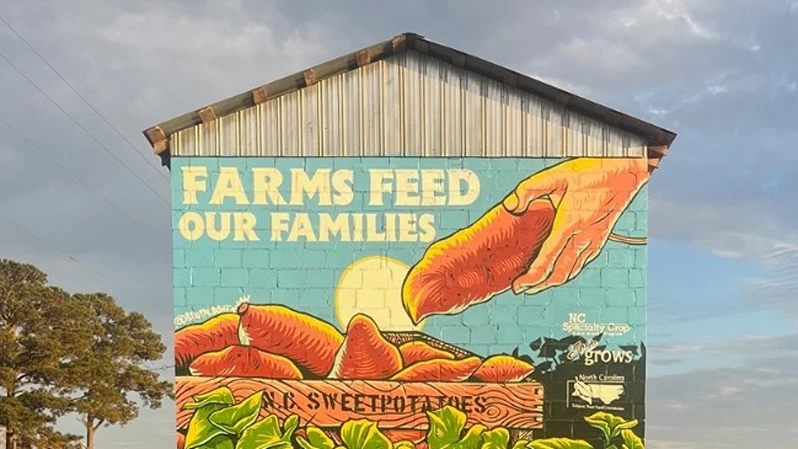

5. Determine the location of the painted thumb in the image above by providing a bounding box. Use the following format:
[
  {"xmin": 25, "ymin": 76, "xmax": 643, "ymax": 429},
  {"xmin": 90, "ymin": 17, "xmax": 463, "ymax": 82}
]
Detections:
[{"xmin": 502, "ymin": 192, "xmax": 521, "ymax": 213}]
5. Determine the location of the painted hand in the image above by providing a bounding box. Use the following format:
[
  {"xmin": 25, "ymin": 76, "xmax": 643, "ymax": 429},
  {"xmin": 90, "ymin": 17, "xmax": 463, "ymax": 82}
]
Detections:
[{"xmin": 502, "ymin": 157, "xmax": 649, "ymax": 295}]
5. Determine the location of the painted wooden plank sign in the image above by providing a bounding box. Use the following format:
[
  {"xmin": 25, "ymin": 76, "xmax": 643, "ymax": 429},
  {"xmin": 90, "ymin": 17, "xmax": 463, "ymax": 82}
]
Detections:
[{"xmin": 175, "ymin": 377, "xmax": 544, "ymax": 430}]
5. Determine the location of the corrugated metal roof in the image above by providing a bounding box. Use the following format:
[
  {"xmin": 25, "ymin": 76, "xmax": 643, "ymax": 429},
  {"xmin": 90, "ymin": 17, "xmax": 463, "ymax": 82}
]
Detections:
[
  {"xmin": 142, "ymin": 32, "xmax": 676, "ymax": 169},
  {"xmin": 170, "ymin": 51, "xmax": 650, "ymax": 160}
]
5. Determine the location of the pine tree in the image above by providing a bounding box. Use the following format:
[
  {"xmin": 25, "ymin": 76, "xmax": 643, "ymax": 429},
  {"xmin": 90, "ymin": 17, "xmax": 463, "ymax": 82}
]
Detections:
[
  {"xmin": 66, "ymin": 293, "xmax": 172, "ymax": 449},
  {"xmin": 0, "ymin": 259, "xmax": 93, "ymax": 449}
]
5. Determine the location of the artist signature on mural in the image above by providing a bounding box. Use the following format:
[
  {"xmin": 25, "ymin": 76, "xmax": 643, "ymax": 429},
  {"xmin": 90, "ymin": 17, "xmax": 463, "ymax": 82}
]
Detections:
[
  {"xmin": 562, "ymin": 313, "xmax": 631, "ymax": 337},
  {"xmin": 174, "ymin": 296, "xmax": 249, "ymax": 327}
]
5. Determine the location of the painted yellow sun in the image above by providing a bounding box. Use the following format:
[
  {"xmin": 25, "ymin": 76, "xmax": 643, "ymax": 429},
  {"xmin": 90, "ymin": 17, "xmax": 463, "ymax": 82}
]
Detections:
[{"xmin": 334, "ymin": 255, "xmax": 424, "ymax": 332}]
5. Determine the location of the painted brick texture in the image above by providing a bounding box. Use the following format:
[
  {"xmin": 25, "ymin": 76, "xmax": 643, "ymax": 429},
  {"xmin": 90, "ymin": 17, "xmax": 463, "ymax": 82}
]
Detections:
[{"xmin": 172, "ymin": 156, "xmax": 648, "ymax": 445}]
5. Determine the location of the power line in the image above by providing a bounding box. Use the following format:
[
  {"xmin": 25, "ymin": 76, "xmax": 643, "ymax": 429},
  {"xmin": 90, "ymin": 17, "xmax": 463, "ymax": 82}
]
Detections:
[
  {"xmin": 0, "ymin": 214, "xmax": 175, "ymax": 374},
  {"xmin": 0, "ymin": 112, "xmax": 168, "ymax": 247},
  {"xmin": 0, "ymin": 48, "xmax": 171, "ymax": 207},
  {"xmin": 149, "ymin": 364, "xmax": 175, "ymax": 372},
  {"xmin": 0, "ymin": 212, "xmax": 172, "ymax": 317},
  {"xmin": 0, "ymin": 13, "xmax": 170, "ymax": 183}
]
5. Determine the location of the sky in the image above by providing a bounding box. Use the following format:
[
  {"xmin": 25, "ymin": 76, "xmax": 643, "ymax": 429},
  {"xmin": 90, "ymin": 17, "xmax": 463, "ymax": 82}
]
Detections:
[{"xmin": 0, "ymin": 0, "xmax": 796, "ymax": 448}]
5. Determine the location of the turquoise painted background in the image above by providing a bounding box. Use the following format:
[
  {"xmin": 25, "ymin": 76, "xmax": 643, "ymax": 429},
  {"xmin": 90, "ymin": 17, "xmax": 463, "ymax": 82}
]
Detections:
[{"xmin": 171, "ymin": 157, "xmax": 647, "ymax": 356}]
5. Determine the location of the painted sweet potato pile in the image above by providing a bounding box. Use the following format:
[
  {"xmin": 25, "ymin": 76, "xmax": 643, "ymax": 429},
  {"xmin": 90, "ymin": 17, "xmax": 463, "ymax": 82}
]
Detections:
[{"xmin": 174, "ymin": 303, "xmax": 535, "ymax": 383}]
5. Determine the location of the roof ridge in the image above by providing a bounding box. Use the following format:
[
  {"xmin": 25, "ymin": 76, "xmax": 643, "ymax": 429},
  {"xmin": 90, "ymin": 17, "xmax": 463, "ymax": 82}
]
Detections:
[{"xmin": 142, "ymin": 32, "xmax": 676, "ymax": 170}]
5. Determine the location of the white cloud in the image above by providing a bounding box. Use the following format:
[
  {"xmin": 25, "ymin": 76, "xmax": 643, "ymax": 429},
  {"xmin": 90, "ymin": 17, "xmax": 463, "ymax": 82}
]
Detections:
[
  {"xmin": 739, "ymin": 246, "xmax": 798, "ymax": 317},
  {"xmin": 3, "ymin": 0, "xmax": 346, "ymax": 129},
  {"xmin": 647, "ymin": 439, "xmax": 704, "ymax": 449},
  {"xmin": 645, "ymin": 0, "xmax": 720, "ymax": 40},
  {"xmin": 647, "ymin": 334, "xmax": 798, "ymax": 448},
  {"xmin": 650, "ymin": 196, "xmax": 798, "ymax": 261}
]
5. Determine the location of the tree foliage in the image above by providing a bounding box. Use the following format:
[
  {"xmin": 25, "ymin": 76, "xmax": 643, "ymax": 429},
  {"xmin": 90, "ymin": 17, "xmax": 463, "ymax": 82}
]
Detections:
[
  {"xmin": 0, "ymin": 259, "xmax": 94, "ymax": 449},
  {"xmin": 0, "ymin": 259, "xmax": 172, "ymax": 449},
  {"xmin": 66, "ymin": 293, "xmax": 173, "ymax": 449}
]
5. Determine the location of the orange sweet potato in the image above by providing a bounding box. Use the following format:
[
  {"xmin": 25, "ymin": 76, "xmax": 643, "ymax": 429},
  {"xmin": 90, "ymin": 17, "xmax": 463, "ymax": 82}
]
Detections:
[
  {"xmin": 471, "ymin": 355, "xmax": 535, "ymax": 383},
  {"xmin": 328, "ymin": 314, "xmax": 403, "ymax": 380},
  {"xmin": 402, "ymin": 199, "xmax": 555, "ymax": 324},
  {"xmin": 174, "ymin": 313, "xmax": 240, "ymax": 369},
  {"xmin": 188, "ymin": 345, "xmax": 303, "ymax": 379},
  {"xmin": 238, "ymin": 303, "xmax": 344, "ymax": 377},
  {"xmin": 399, "ymin": 341, "xmax": 455, "ymax": 365},
  {"xmin": 390, "ymin": 356, "xmax": 482, "ymax": 382}
]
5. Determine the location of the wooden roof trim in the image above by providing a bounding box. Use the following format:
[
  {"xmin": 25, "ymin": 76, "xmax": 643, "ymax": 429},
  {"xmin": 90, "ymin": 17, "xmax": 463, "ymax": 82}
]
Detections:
[
  {"xmin": 197, "ymin": 107, "xmax": 217, "ymax": 124},
  {"xmin": 647, "ymin": 145, "xmax": 670, "ymax": 173},
  {"xmin": 355, "ymin": 50, "xmax": 371, "ymax": 67},
  {"xmin": 142, "ymin": 31, "xmax": 677, "ymax": 166},
  {"xmin": 302, "ymin": 69, "xmax": 317, "ymax": 87},
  {"xmin": 143, "ymin": 126, "xmax": 168, "ymax": 155},
  {"xmin": 251, "ymin": 86, "xmax": 268, "ymax": 105}
]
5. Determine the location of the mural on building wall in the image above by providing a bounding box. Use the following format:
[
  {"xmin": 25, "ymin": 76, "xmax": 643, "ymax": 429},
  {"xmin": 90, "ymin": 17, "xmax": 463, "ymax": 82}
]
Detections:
[{"xmin": 171, "ymin": 157, "xmax": 649, "ymax": 449}]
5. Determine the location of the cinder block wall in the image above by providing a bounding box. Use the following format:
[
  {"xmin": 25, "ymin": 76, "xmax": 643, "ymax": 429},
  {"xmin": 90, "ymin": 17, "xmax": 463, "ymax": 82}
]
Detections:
[{"xmin": 172, "ymin": 156, "xmax": 648, "ymax": 444}]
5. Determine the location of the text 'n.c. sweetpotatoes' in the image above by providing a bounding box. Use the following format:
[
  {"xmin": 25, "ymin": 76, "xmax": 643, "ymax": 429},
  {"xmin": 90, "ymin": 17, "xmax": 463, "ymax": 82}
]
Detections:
[
  {"xmin": 237, "ymin": 303, "xmax": 344, "ymax": 377},
  {"xmin": 402, "ymin": 198, "xmax": 555, "ymax": 324}
]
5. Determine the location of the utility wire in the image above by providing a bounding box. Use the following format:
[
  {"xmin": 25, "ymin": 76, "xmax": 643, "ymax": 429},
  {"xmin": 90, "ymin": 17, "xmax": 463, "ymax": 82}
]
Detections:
[
  {"xmin": 0, "ymin": 112, "xmax": 168, "ymax": 246},
  {"xmin": 0, "ymin": 48, "xmax": 171, "ymax": 206},
  {"xmin": 0, "ymin": 214, "xmax": 174, "ymax": 373},
  {"xmin": 0, "ymin": 212, "xmax": 172, "ymax": 316},
  {"xmin": 0, "ymin": 13, "xmax": 170, "ymax": 183},
  {"xmin": 149, "ymin": 364, "xmax": 175, "ymax": 372},
  {"xmin": 0, "ymin": 17, "xmax": 176, "ymax": 370}
]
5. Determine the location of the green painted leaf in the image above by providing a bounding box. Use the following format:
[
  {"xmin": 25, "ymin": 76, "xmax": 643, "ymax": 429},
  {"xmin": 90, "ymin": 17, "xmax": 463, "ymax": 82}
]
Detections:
[
  {"xmin": 583, "ymin": 413, "xmax": 611, "ymax": 442},
  {"xmin": 185, "ymin": 404, "xmax": 229, "ymax": 449},
  {"xmin": 296, "ymin": 437, "xmax": 316, "ymax": 449},
  {"xmin": 613, "ymin": 421, "xmax": 640, "ymax": 439},
  {"xmin": 526, "ymin": 438, "xmax": 594, "ymax": 449},
  {"xmin": 209, "ymin": 391, "xmax": 264, "ymax": 436},
  {"xmin": 200, "ymin": 436, "xmax": 235, "ymax": 449},
  {"xmin": 583, "ymin": 412, "xmax": 638, "ymax": 441},
  {"xmin": 480, "ymin": 428, "xmax": 508, "ymax": 447},
  {"xmin": 607, "ymin": 446, "xmax": 618, "ymax": 449},
  {"xmin": 426, "ymin": 406, "xmax": 486, "ymax": 449},
  {"xmin": 394, "ymin": 441, "xmax": 416, "ymax": 449},
  {"xmin": 184, "ymin": 387, "xmax": 236, "ymax": 410},
  {"xmin": 339, "ymin": 419, "xmax": 391, "ymax": 449},
  {"xmin": 454, "ymin": 425, "xmax": 485, "ymax": 449},
  {"xmin": 296, "ymin": 427, "xmax": 335, "ymax": 449},
  {"xmin": 426, "ymin": 406, "xmax": 468, "ymax": 449},
  {"xmin": 481, "ymin": 428, "xmax": 510, "ymax": 449},
  {"xmin": 620, "ymin": 430, "xmax": 644, "ymax": 449},
  {"xmin": 282, "ymin": 415, "xmax": 299, "ymax": 437},
  {"xmin": 235, "ymin": 415, "xmax": 291, "ymax": 449},
  {"xmin": 511, "ymin": 441, "xmax": 530, "ymax": 449}
]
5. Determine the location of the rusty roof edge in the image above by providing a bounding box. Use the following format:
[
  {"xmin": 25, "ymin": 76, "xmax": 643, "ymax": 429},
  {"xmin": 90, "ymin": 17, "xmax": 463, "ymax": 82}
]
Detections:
[{"xmin": 142, "ymin": 31, "xmax": 677, "ymax": 151}]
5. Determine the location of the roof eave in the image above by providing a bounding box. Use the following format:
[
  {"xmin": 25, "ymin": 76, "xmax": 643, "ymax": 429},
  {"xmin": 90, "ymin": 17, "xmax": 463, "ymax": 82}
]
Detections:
[{"xmin": 142, "ymin": 32, "xmax": 677, "ymax": 162}]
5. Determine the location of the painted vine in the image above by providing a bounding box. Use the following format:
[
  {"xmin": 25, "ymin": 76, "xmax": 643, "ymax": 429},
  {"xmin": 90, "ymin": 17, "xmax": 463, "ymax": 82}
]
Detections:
[{"xmin": 178, "ymin": 387, "xmax": 645, "ymax": 449}]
